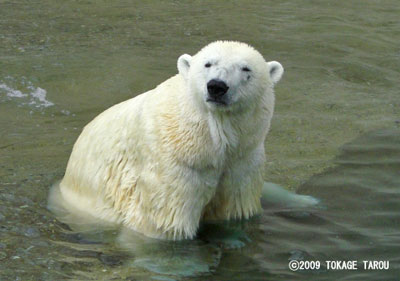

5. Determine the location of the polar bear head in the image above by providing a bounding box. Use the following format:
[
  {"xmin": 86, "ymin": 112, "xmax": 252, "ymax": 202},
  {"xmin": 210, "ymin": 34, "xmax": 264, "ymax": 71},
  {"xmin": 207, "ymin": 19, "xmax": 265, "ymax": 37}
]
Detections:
[{"xmin": 177, "ymin": 41, "xmax": 283, "ymax": 112}]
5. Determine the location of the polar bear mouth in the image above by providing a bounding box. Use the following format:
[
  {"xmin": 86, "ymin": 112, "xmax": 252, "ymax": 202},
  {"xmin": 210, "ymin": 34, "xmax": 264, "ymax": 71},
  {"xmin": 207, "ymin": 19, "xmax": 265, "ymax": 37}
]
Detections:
[{"xmin": 206, "ymin": 97, "xmax": 228, "ymax": 106}]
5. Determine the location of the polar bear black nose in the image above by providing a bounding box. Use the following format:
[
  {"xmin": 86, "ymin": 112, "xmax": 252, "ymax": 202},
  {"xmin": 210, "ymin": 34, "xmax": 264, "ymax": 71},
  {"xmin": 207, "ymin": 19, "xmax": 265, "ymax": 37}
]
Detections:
[{"xmin": 207, "ymin": 79, "xmax": 229, "ymax": 98}]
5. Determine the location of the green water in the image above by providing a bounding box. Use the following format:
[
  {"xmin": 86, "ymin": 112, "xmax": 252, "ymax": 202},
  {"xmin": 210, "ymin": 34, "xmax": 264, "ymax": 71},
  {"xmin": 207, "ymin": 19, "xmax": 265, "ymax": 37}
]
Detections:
[{"xmin": 1, "ymin": 0, "xmax": 399, "ymax": 280}]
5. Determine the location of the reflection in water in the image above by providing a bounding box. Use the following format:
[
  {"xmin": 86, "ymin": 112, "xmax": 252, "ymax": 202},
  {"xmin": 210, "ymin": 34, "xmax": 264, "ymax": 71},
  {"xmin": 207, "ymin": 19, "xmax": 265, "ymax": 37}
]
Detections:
[
  {"xmin": 49, "ymin": 180, "xmax": 223, "ymax": 277},
  {"xmin": 118, "ymin": 228, "xmax": 221, "ymax": 278}
]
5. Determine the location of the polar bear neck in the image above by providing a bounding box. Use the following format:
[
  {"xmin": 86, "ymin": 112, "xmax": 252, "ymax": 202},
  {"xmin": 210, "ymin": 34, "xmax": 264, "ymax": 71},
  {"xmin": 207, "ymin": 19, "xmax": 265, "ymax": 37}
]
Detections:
[{"xmin": 207, "ymin": 112, "xmax": 238, "ymax": 150}]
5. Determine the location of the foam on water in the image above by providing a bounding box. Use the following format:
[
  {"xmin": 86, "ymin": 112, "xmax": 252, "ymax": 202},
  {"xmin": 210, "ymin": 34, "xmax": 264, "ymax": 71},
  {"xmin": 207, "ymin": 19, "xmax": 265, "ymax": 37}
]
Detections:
[
  {"xmin": 0, "ymin": 78, "xmax": 54, "ymax": 109},
  {"xmin": 0, "ymin": 83, "xmax": 27, "ymax": 98},
  {"xmin": 27, "ymin": 86, "xmax": 54, "ymax": 108}
]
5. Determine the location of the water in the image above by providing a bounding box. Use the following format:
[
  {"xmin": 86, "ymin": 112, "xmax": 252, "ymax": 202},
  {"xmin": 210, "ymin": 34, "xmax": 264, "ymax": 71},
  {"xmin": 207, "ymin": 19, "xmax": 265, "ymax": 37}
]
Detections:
[
  {"xmin": 256, "ymin": 129, "xmax": 400, "ymax": 280},
  {"xmin": 1, "ymin": 0, "xmax": 399, "ymax": 280}
]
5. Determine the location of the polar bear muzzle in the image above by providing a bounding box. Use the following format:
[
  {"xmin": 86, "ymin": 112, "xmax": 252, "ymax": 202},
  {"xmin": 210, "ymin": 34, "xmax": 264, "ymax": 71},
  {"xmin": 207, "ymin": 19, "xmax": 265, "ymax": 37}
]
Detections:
[{"xmin": 206, "ymin": 79, "xmax": 229, "ymax": 105}]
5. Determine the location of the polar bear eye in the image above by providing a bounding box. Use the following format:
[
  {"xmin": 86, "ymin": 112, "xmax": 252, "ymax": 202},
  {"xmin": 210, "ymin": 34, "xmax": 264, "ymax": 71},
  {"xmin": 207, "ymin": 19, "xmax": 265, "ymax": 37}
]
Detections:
[
  {"xmin": 242, "ymin": 67, "xmax": 251, "ymax": 72},
  {"xmin": 205, "ymin": 63, "xmax": 212, "ymax": 68}
]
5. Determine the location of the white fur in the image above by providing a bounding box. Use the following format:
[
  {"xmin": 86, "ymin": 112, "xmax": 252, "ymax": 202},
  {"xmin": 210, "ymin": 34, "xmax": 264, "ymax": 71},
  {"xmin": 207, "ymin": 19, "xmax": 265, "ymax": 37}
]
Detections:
[
  {"xmin": 52, "ymin": 41, "xmax": 284, "ymax": 240},
  {"xmin": 267, "ymin": 61, "xmax": 284, "ymax": 84}
]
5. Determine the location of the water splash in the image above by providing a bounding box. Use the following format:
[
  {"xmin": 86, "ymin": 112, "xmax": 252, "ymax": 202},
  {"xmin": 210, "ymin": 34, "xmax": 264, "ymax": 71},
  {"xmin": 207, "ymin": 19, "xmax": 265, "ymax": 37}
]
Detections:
[
  {"xmin": 0, "ymin": 77, "xmax": 54, "ymax": 109},
  {"xmin": 27, "ymin": 86, "xmax": 54, "ymax": 108},
  {"xmin": 0, "ymin": 83, "xmax": 27, "ymax": 98}
]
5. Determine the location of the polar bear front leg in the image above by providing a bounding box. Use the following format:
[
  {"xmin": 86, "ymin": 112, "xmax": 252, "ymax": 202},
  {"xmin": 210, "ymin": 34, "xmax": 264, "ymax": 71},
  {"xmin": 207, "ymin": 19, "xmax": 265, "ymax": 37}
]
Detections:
[
  {"xmin": 199, "ymin": 147, "xmax": 263, "ymax": 248},
  {"xmin": 202, "ymin": 146, "xmax": 265, "ymax": 221},
  {"xmin": 123, "ymin": 163, "xmax": 219, "ymax": 240}
]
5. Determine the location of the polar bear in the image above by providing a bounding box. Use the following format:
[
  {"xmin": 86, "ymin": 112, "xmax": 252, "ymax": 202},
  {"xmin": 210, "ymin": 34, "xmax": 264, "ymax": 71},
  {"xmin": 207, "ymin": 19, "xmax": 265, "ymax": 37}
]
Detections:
[{"xmin": 50, "ymin": 41, "xmax": 316, "ymax": 241}]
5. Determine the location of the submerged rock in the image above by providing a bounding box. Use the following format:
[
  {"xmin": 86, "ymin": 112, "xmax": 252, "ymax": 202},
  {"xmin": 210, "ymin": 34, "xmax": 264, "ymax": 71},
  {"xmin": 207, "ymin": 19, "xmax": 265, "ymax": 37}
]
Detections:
[{"xmin": 24, "ymin": 227, "xmax": 40, "ymax": 238}]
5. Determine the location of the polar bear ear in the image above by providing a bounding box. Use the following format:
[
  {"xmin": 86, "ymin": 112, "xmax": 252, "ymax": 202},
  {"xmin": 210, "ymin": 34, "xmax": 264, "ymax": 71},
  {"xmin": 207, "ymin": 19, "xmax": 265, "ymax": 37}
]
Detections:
[
  {"xmin": 267, "ymin": 61, "xmax": 284, "ymax": 84},
  {"xmin": 177, "ymin": 54, "xmax": 192, "ymax": 79}
]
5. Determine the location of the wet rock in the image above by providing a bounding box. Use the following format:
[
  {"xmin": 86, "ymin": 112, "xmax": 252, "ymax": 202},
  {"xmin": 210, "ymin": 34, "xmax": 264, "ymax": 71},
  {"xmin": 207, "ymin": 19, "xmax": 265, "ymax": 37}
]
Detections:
[
  {"xmin": 24, "ymin": 226, "xmax": 40, "ymax": 238},
  {"xmin": 289, "ymin": 249, "xmax": 307, "ymax": 261},
  {"xmin": 0, "ymin": 225, "xmax": 8, "ymax": 233},
  {"xmin": 2, "ymin": 193, "xmax": 15, "ymax": 202},
  {"xmin": 70, "ymin": 249, "xmax": 101, "ymax": 258},
  {"xmin": 16, "ymin": 246, "xmax": 35, "ymax": 256},
  {"xmin": 98, "ymin": 253, "xmax": 127, "ymax": 266},
  {"xmin": 0, "ymin": 252, "xmax": 7, "ymax": 260},
  {"xmin": 150, "ymin": 276, "xmax": 177, "ymax": 281},
  {"xmin": 59, "ymin": 232, "xmax": 100, "ymax": 244},
  {"xmin": 0, "ymin": 213, "xmax": 5, "ymax": 221},
  {"xmin": 20, "ymin": 196, "xmax": 34, "ymax": 205},
  {"xmin": 45, "ymin": 258, "xmax": 62, "ymax": 271},
  {"xmin": 31, "ymin": 240, "xmax": 49, "ymax": 247},
  {"xmin": 0, "ymin": 242, "xmax": 6, "ymax": 249}
]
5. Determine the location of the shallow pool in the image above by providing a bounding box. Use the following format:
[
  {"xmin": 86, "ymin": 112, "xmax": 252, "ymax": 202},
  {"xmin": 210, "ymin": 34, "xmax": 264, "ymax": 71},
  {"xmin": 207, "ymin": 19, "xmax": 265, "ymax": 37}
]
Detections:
[{"xmin": 1, "ymin": 0, "xmax": 399, "ymax": 280}]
